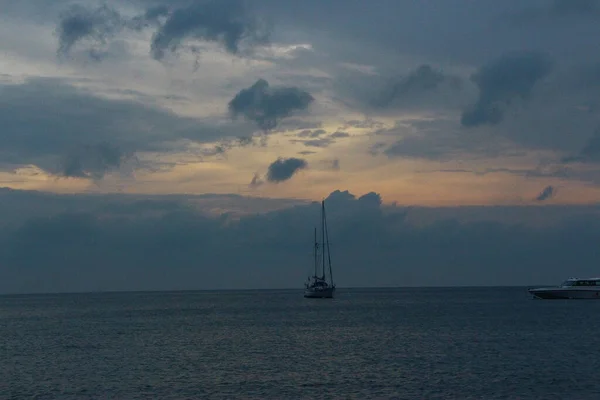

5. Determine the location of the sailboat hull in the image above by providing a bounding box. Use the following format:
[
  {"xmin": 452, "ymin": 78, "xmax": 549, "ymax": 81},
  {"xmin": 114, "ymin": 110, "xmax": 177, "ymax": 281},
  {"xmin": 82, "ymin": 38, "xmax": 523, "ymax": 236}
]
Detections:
[{"xmin": 304, "ymin": 287, "xmax": 335, "ymax": 298}]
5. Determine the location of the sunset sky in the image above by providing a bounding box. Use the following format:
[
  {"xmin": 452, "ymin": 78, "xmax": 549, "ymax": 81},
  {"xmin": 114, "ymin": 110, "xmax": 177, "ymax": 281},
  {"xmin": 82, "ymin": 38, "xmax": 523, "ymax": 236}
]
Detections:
[
  {"xmin": 2, "ymin": 0, "xmax": 600, "ymax": 292},
  {"xmin": 2, "ymin": 0, "xmax": 600, "ymax": 205}
]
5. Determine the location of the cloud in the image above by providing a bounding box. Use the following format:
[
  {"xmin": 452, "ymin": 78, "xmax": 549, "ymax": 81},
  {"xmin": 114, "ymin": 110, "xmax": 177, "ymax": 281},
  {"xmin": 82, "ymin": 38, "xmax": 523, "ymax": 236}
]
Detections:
[
  {"xmin": 373, "ymin": 119, "xmax": 515, "ymax": 162},
  {"xmin": 426, "ymin": 165, "xmax": 573, "ymax": 180},
  {"xmin": 330, "ymin": 63, "xmax": 467, "ymax": 117},
  {"xmin": 128, "ymin": 5, "xmax": 170, "ymax": 31},
  {"xmin": 329, "ymin": 158, "xmax": 340, "ymax": 170},
  {"xmin": 323, "ymin": 190, "xmax": 383, "ymax": 217},
  {"xmin": 374, "ymin": 64, "xmax": 462, "ymax": 109},
  {"xmin": 455, "ymin": 62, "xmax": 600, "ymax": 154},
  {"xmin": 513, "ymin": 0, "xmax": 600, "ymax": 22},
  {"xmin": 36, "ymin": 0, "xmax": 600, "ymax": 74},
  {"xmin": 325, "ymin": 189, "xmax": 356, "ymax": 203},
  {"xmin": 55, "ymin": 0, "xmax": 270, "ymax": 62},
  {"xmin": 578, "ymin": 130, "xmax": 600, "ymax": 161},
  {"xmin": 0, "ymin": 78, "xmax": 255, "ymax": 175},
  {"xmin": 249, "ymin": 173, "xmax": 265, "ymax": 188},
  {"xmin": 383, "ymin": 135, "xmax": 459, "ymax": 161},
  {"xmin": 4, "ymin": 187, "xmax": 600, "ymax": 292},
  {"xmin": 535, "ymin": 185, "xmax": 556, "ymax": 201},
  {"xmin": 562, "ymin": 128, "xmax": 600, "ymax": 163},
  {"xmin": 228, "ymin": 79, "xmax": 314, "ymax": 130},
  {"xmin": 342, "ymin": 119, "xmax": 386, "ymax": 130},
  {"xmin": 292, "ymin": 138, "xmax": 333, "ymax": 148},
  {"xmin": 356, "ymin": 191, "xmax": 383, "ymax": 208},
  {"xmin": 56, "ymin": 4, "xmax": 126, "ymax": 59},
  {"xmin": 461, "ymin": 51, "xmax": 554, "ymax": 127},
  {"xmin": 296, "ymin": 129, "xmax": 326, "ymax": 138},
  {"xmin": 551, "ymin": 0, "xmax": 600, "ymax": 15},
  {"xmin": 330, "ymin": 131, "xmax": 350, "ymax": 138},
  {"xmin": 272, "ymin": 119, "xmax": 323, "ymax": 133},
  {"xmin": 303, "ymin": 138, "xmax": 332, "ymax": 147},
  {"xmin": 149, "ymin": 0, "xmax": 270, "ymax": 60},
  {"xmin": 6, "ymin": 0, "xmax": 600, "ymax": 207},
  {"xmin": 60, "ymin": 142, "xmax": 133, "ymax": 180},
  {"xmin": 319, "ymin": 158, "xmax": 340, "ymax": 171},
  {"xmin": 266, "ymin": 157, "xmax": 307, "ymax": 182}
]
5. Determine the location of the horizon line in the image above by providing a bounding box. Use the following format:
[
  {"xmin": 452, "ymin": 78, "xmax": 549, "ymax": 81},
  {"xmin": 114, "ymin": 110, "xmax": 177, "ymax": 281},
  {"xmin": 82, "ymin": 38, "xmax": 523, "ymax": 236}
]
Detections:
[{"xmin": 0, "ymin": 284, "xmax": 542, "ymax": 297}]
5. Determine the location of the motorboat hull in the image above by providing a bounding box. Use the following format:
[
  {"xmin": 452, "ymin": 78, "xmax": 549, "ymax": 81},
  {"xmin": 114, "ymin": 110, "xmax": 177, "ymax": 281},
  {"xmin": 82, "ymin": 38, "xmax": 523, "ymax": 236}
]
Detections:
[
  {"xmin": 304, "ymin": 287, "xmax": 335, "ymax": 299},
  {"xmin": 529, "ymin": 288, "xmax": 600, "ymax": 299}
]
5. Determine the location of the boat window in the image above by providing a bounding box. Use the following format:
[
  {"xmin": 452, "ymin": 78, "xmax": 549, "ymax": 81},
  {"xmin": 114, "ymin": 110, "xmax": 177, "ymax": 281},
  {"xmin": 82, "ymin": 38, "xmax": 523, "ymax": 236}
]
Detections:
[
  {"xmin": 561, "ymin": 281, "xmax": 575, "ymax": 287},
  {"xmin": 571, "ymin": 280, "xmax": 599, "ymax": 286}
]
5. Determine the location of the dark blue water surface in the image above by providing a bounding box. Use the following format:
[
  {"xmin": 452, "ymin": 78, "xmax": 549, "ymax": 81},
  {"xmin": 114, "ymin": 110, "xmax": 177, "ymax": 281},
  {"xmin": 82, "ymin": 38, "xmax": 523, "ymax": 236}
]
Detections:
[{"xmin": 1, "ymin": 287, "xmax": 600, "ymax": 399}]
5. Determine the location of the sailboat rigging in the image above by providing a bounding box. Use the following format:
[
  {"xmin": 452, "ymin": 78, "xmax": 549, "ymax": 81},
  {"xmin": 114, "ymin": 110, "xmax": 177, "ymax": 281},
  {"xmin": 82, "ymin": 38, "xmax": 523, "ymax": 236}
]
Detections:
[{"xmin": 304, "ymin": 199, "xmax": 335, "ymax": 298}]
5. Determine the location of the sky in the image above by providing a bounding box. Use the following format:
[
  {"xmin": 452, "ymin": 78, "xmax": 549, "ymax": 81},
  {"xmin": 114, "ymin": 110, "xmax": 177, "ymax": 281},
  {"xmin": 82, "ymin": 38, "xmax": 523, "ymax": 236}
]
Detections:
[{"xmin": 1, "ymin": 0, "xmax": 600, "ymax": 293}]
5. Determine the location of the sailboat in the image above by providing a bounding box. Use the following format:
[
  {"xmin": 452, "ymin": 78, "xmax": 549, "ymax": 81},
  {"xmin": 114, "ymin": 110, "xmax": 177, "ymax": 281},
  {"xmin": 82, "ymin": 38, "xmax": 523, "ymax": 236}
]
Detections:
[{"xmin": 304, "ymin": 199, "xmax": 336, "ymax": 299}]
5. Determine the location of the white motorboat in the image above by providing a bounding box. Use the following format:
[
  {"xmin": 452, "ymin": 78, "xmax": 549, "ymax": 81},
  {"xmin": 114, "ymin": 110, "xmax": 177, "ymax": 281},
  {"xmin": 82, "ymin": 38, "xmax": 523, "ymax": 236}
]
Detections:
[{"xmin": 528, "ymin": 277, "xmax": 600, "ymax": 299}]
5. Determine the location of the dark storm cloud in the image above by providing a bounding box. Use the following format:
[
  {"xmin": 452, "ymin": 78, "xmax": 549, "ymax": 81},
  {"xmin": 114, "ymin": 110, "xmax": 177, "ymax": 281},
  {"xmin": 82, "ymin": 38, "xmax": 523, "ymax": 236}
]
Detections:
[
  {"xmin": 127, "ymin": 5, "xmax": 170, "ymax": 31},
  {"xmin": 30, "ymin": 0, "xmax": 600, "ymax": 70},
  {"xmin": 461, "ymin": 51, "xmax": 554, "ymax": 127},
  {"xmin": 331, "ymin": 63, "xmax": 466, "ymax": 117},
  {"xmin": 3, "ymin": 187, "xmax": 600, "ymax": 292},
  {"xmin": 60, "ymin": 142, "xmax": 132, "ymax": 180},
  {"xmin": 228, "ymin": 79, "xmax": 314, "ymax": 131},
  {"xmin": 23, "ymin": 1, "xmax": 600, "ymax": 167},
  {"xmin": 145, "ymin": 5, "xmax": 170, "ymax": 20},
  {"xmin": 55, "ymin": 0, "xmax": 269, "ymax": 61},
  {"xmin": 252, "ymin": 0, "xmax": 573, "ymax": 67},
  {"xmin": 391, "ymin": 65, "xmax": 449, "ymax": 94},
  {"xmin": 535, "ymin": 185, "xmax": 556, "ymax": 202},
  {"xmin": 0, "ymin": 78, "xmax": 254, "ymax": 175},
  {"xmin": 374, "ymin": 65, "xmax": 462, "ymax": 109},
  {"xmin": 150, "ymin": 0, "xmax": 270, "ymax": 60},
  {"xmin": 442, "ymin": 61, "xmax": 600, "ymax": 156},
  {"xmin": 266, "ymin": 157, "xmax": 307, "ymax": 182},
  {"xmin": 56, "ymin": 4, "xmax": 126, "ymax": 58}
]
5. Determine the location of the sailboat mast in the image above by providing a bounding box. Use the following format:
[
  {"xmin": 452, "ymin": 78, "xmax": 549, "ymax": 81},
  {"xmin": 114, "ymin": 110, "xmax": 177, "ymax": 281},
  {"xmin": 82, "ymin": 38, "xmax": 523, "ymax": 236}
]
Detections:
[
  {"xmin": 321, "ymin": 200, "xmax": 326, "ymax": 279},
  {"xmin": 324, "ymin": 203, "xmax": 334, "ymax": 286},
  {"xmin": 313, "ymin": 227, "xmax": 318, "ymax": 278}
]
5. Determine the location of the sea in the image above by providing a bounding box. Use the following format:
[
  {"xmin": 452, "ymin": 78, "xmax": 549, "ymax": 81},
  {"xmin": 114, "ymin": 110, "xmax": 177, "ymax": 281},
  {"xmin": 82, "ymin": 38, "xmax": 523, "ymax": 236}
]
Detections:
[{"xmin": 1, "ymin": 287, "xmax": 600, "ymax": 399}]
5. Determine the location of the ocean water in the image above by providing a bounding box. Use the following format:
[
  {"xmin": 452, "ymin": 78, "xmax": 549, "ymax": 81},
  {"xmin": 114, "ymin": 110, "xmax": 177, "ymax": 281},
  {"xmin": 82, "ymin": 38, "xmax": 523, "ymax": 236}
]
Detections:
[{"xmin": 1, "ymin": 287, "xmax": 600, "ymax": 399}]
